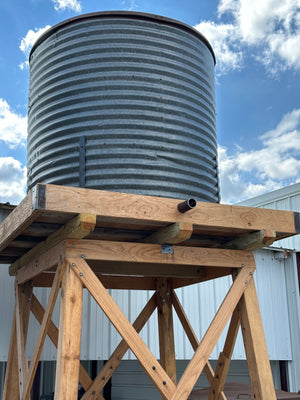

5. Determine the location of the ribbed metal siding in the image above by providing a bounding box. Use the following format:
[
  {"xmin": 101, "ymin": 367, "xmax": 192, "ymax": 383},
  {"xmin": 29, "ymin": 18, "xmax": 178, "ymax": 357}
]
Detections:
[
  {"xmin": 238, "ymin": 183, "xmax": 300, "ymax": 251},
  {"xmin": 27, "ymin": 12, "xmax": 219, "ymax": 202}
]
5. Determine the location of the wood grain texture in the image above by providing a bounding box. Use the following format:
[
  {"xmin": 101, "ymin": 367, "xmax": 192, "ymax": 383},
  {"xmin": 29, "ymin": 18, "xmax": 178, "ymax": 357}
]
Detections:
[
  {"xmin": 15, "ymin": 282, "xmax": 32, "ymax": 398},
  {"xmin": 157, "ymin": 278, "xmax": 177, "ymax": 388},
  {"xmin": 42, "ymin": 184, "xmax": 299, "ymax": 234},
  {"xmin": 66, "ymin": 239, "xmax": 253, "ymax": 268},
  {"xmin": 0, "ymin": 189, "xmax": 37, "ymax": 253},
  {"xmin": 22, "ymin": 262, "xmax": 66, "ymax": 400},
  {"xmin": 221, "ymin": 229, "xmax": 277, "ymax": 250},
  {"xmin": 140, "ymin": 222, "xmax": 193, "ymax": 244},
  {"xmin": 171, "ymin": 267, "xmax": 255, "ymax": 400},
  {"xmin": 208, "ymin": 308, "xmax": 240, "ymax": 400},
  {"xmin": 171, "ymin": 290, "xmax": 226, "ymax": 400},
  {"xmin": 239, "ymin": 278, "xmax": 277, "ymax": 400},
  {"xmin": 70, "ymin": 258, "xmax": 176, "ymax": 398},
  {"xmin": 82, "ymin": 293, "xmax": 157, "ymax": 400},
  {"xmin": 15, "ymin": 241, "xmax": 65, "ymax": 282},
  {"xmin": 54, "ymin": 263, "xmax": 83, "ymax": 400},
  {"xmin": 10, "ymin": 213, "xmax": 96, "ymax": 275},
  {"xmin": 2, "ymin": 309, "xmax": 19, "ymax": 400},
  {"xmin": 30, "ymin": 294, "xmax": 93, "ymax": 392}
]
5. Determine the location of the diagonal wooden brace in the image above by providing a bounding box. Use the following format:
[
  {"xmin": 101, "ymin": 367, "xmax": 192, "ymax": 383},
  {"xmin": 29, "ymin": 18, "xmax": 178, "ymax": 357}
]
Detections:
[
  {"xmin": 171, "ymin": 266, "xmax": 255, "ymax": 400},
  {"xmin": 82, "ymin": 292, "xmax": 157, "ymax": 400},
  {"xmin": 21, "ymin": 261, "xmax": 66, "ymax": 400},
  {"xmin": 171, "ymin": 290, "xmax": 226, "ymax": 400},
  {"xmin": 69, "ymin": 257, "xmax": 177, "ymax": 399}
]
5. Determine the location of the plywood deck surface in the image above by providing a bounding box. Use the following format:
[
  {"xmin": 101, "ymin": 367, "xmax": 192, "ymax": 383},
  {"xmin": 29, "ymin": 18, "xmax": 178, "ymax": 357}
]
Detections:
[{"xmin": 0, "ymin": 183, "xmax": 299, "ymax": 265}]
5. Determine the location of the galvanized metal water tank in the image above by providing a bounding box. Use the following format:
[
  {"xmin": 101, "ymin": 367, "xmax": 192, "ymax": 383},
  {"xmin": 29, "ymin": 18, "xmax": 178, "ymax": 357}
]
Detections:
[{"xmin": 27, "ymin": 11, "xmax": 219, "ymax": 202}]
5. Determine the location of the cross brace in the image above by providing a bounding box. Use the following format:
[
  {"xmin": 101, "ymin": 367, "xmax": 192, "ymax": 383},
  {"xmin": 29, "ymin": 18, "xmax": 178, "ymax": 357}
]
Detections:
[{"xmin": 3, "ymin": 239, "xmax": 276, "ymax": 400}]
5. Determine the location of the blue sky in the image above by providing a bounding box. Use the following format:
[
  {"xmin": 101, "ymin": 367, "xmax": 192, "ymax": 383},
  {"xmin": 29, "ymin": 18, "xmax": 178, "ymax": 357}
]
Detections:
[{"xmin": 0, "ymin": 0, "xmax": 299, "ymax": 204}]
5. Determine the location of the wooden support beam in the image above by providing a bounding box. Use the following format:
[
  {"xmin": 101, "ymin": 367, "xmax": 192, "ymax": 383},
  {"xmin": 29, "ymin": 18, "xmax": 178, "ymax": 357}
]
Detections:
[
  {"xmin": 2, "ymin": 310, "xmax": 19, "ymax": 400},
  {"xmin": 208, "ymin": 307, "xmax": 240, "ymax": 400},
  {"xmin": 10, "ymin": 213, "xmax": 96, "ymax": 275},
  {"xmin": 66, "ymin": 239, "xmax": 253, "ymax": 269},
  {"xmin": 140, "ymin": 222, "xmax": 193, "ymax": 244},
  {"xmin": 157, "ymin": 278, "xmax": 177, "ymax": 389},
  {"xmin": 171, "ymin": 267, "xmax": 232, "ymax": 289},
  {"xmin": 70, "ymin": 257, "xmax": 177, "ymax": 399},
  {"xmin": 171, "ymin": 266, "xmax": 255, "ymax": 400},
  {"xmin": 221, "ymin": 229, "xmax": 277, "ymax": 250},
  {"xmin": 30, "ymin": 294, "xmax": 93, "ymax": 392},
  {"xmin": 171, "ymin": 290, "xmax": 226, "ymax": 400},
  {"xmin": 82, "ymin": 293, "xmax": 157, "ymax": 400},
  {"xmin": 15, "ymin": 282, "xmax": 32, "ymax": 398},
  {"xmin": 88, "ymin": 260, "xmax": 207, "ymax": 279},
  {"xmin": 15, "ymin": 241, "xmax": 65, "ymax": 284},
  {"xmin": 239, "ymin": 278, "xmax": 277, "ymax": 400},
  {"xmin": 22, "ymin": 261, "xmax": 66, "ymax": 400},
  {"xmin": 54, "ymin": 263, "xmax": 83, "ymax": 400},
  {"xmin": 0, "ymin": 189, "xmax": 39, "ymax": 253}
]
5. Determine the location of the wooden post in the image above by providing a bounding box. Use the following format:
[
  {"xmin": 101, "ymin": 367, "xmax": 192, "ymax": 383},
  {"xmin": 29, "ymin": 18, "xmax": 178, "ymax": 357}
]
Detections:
[
  {"xmin": 54, "ymin": 263, "xmax": 83, "ymax": 400},
  {"xmin": 15, "ymin": 281, "xmax": 32, "ymax": 398},
  {"xmin": 2, "ymin": 309, "xmax": 19, "ymax": 400},
  {"xmin": 238, "ymin": 278, "xmax": 277, "ymax": 400},
  {"xmin": 157, "ymin": 278, "xmax": 177, "ymax": 389}
]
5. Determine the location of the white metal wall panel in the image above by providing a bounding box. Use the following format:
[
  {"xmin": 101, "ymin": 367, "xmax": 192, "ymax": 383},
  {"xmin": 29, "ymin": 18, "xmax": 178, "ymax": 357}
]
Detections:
[
  {"xmin": 238, "ymin": 183, "xmax": 300, "ymax": 251},
  {"xmin": 284, "ymin": 253, "xmax": 300, "ymax": 392}
]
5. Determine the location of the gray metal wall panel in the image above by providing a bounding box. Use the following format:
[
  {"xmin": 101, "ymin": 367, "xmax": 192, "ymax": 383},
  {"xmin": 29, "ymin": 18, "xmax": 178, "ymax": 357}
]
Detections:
[{"xmin": 0, "ymin": 268, "xmax": 14, "ymax": 361}]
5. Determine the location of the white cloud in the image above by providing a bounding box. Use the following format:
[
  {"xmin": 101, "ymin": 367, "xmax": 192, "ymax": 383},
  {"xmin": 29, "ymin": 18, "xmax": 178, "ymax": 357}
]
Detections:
[
  {"xmin": 0, "ymin": 99, "xmax": 27, "ymax": 149},
  {"xmin": 196, "ymin": 0, "xmax": 300, "ymax": 75},
  {"xmin": 19, "ymin": 25, "xmax": 51, "ymax": 69},
  {"xmin": 218, "ymin": 108, "xmax": 300, "ymax": 203},
  {"xmin": 0, "ymin": 157, "xmax": 27, "ymax": 204},
  {"xmin": 121, "ymin": 0, "xmax": 138, "ymax": 11},
  {"xmin": 52, "ymin": 0, "xmax": 82, "ymax": 12},
  {"xmin": 194, "ymin": 21, "xmax": 243, "ymax": 75}
]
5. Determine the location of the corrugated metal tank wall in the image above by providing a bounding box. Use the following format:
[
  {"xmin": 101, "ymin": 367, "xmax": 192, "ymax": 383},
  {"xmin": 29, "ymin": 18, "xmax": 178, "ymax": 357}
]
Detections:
[{"xmin": 27, "ymin": 11, "xmax": 219, "ymax": 202}]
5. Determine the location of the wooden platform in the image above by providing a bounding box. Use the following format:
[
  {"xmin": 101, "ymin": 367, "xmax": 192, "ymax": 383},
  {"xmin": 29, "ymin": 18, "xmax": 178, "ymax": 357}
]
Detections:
[
  {"xmin": 1, "ymin": 183, "xmax": 299, "ymax": 268},
  {"xmin": 1, "ymin": 184, "xmax": 299, "ymax": 400}
]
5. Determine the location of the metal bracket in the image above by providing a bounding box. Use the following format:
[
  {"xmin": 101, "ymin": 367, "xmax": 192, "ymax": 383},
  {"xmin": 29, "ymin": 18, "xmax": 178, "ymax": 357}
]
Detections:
[{"xmin": 161, "ymin": 244, "xmax": 173, "ymax": 254}]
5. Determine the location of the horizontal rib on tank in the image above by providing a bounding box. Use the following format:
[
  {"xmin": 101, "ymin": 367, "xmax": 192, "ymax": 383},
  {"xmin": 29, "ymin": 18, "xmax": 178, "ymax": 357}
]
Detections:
[{"xmin": 27, "ymin": 13, "xmax": 219, "ymax": 202}]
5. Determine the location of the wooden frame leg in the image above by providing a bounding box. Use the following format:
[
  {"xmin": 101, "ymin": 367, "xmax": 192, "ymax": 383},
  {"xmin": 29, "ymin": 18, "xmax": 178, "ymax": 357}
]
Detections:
[
  {"xmin": 157, "ymin": 278, "xmax": 177, "ymax": 388},
  {"xmin": 54, "ymin": 262, "xmax": 83, "ymax": 400},
  {"xmin": 239, "ymin": 278, "xmax": 276, "ymax": 400},
  {"xmin": 3, "ymin": 309, "xmax": 19, "ymax": 400},
  {"xmin": 15, "ymin": 281, "xmax": 32, "ymax": 398},
  {"xmin": 30, "ymin": 294, "xmax": 93, "ymax": 392}
]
